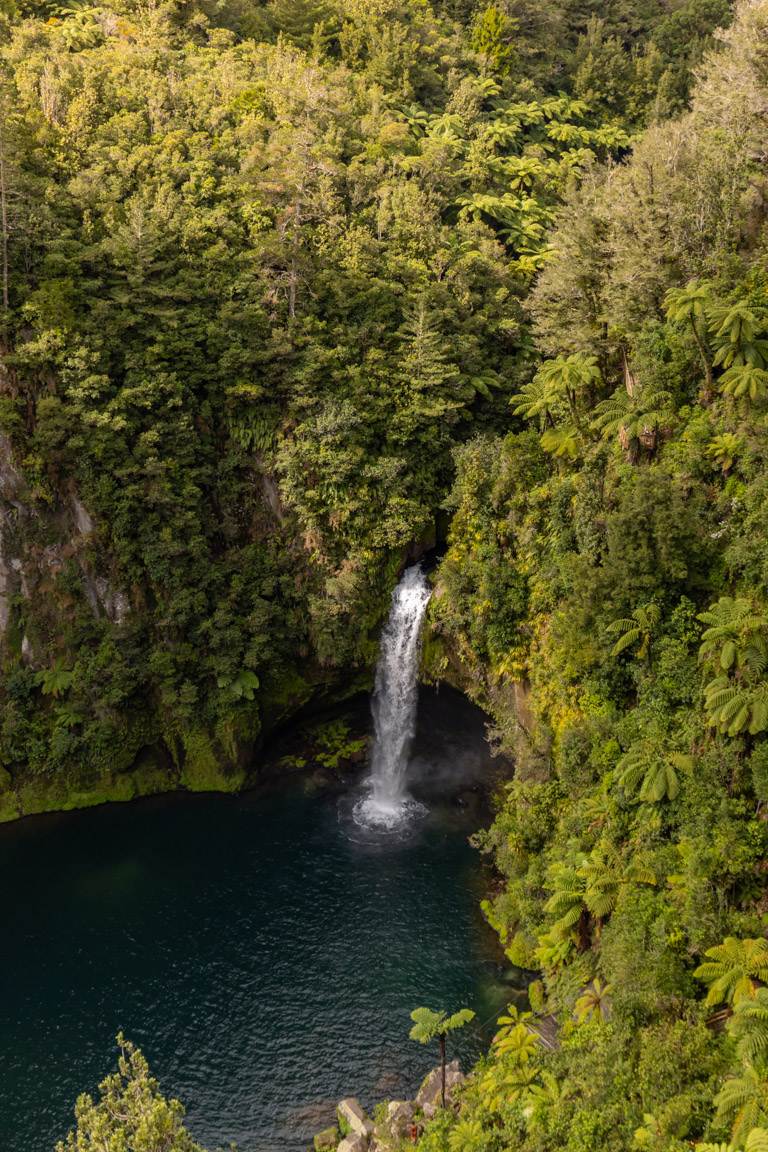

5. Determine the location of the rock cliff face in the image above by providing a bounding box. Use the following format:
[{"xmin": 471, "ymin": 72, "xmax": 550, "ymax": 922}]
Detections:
[
  {"xmin": 421, "ymin": 608, "xmax": 535, "ymax": 769},
  {"xmin": 0, "ymin": 419, "xmax": 383, "ymax": 823}
]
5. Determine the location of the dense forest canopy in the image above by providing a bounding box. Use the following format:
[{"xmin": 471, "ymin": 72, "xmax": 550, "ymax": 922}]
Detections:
[
  {"xmin": 423, "ymin": 3, "xmax": 768, "ymax": 1149},
  {"xmin": 0, "ymin": 0, "xmax": 728, "ymax": 798},
  {"xmin": 13, "ymin": 0, "xmax": 768, "ymax": 1149}
]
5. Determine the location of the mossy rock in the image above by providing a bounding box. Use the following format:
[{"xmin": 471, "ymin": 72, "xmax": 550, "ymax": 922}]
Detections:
[
  {"xmin": 12, "ymin": 752, "xmax": 180, "ymax": 821},
  {"xmin": 17, "ymin": 771, "xmax": 72, "ymax": 817},
  {"xmin": 259, "ymin": 670, "xmax": 315, "ymax": 732},
  {"xmin": 180, "ymin": 730, "xmax": 245, "ymax": 793},
  {"xmin": 313, "ymin": 1126, "xmax": 339, "ymax": 1151},
  {"xmin": 17, "ymin": 770, "xmax": 135, "ymax": 818},
  {"xmin": 130, "ymin": 753, "xmax": 176, "ymax": 798},
  {"xmin": 63, "ymin": 772, "xmax": 136, "ymax": 811},
  {"xmin": 0, "ymin": 768, "xmax": 20, "ymax": 822},
  {"xmin": 336, "ymin": 1110, "xmax": 350, "ymax": 1138}
]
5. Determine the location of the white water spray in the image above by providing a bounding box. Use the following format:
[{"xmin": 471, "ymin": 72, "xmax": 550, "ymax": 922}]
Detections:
[{"xmin": 355, "ymin": 565, "xmax": 431, "ymax": 829}]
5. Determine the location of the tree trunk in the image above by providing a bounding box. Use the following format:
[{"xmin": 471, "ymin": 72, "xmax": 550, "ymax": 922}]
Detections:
[
  {"xmin": 622, "ymin": 349, "xmax": 637, "ymax": 397},
  {"xmin": 288, "ymin": 192, "xmax": 301, "ymax": 320},
  {"xmin": 690, "ymin": 317, "xmax": 714, "ymax": 404},
  {"xmin": 439, "ymin": 1034, "xmax": 446, "ymax": 1108},
  {"xmin": 576, "ymin": 906, "xmax": 591, "ymax": 953},
  {"xmin": 0, "ymin": 116, "xmax": 9, "ymax": 319}
]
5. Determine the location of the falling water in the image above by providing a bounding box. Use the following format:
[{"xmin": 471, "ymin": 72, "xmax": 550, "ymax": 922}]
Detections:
[{"xmin": 355, "ymin": 564, "xmax": 431, "ymax": 829}]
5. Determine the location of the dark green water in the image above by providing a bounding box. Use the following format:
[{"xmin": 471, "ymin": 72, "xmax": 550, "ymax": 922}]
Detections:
[{"xmin": 1, "ymin": 689, "xmax": 515, "ymax": 1152}]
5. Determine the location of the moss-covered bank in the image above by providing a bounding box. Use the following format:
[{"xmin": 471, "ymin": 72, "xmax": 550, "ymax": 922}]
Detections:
[{"xmin": 0, "ymin": 665, "xmax": 374, "ymax": 823}]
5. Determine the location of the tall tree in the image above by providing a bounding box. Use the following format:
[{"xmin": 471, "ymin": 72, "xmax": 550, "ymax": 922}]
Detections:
[{"xmin": 409, "ymin": 1006, "xmax": 476, "ymax": 1107}]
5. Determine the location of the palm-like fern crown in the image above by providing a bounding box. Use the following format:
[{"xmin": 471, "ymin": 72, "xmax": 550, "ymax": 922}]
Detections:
[
  {"xmin": 709, "ymin": 302, "xmax": 768, "ymax": 370},
  {"xmin": 664, "ymin": 278, "xmax": 712, "ymax": 323},
  {"xmin": 544, "ymin": 844, "xmax": 655, "ymax": 936},
  {"xmin": 698, "ymin": 598, "xmax": 768, "ymax": 735},
  {"xmin": 592, "ymin": 385, "xmax": 674, "ymax": 442},
  {"xmin": 409, "ymin": 1005, "xmax": 475, "ymax": 1043},
  {"xmin": 606, "ymin": 602, "xmax": 660, "ymax": 659},
  {"xmin": 616, "ymin": 742, "xmax": 691, "ymax": 804},
  {"xmin": 697, "ymin": 1126, "xmax": 768, "ymax": 1152},
  {"xmin": 706, "ymin": 432, "xmax": 742, "ymax": 471},
  {"xmin": 720, "ymin": 364, "xmax": 768, "ymax": 403},
  {"xmin": 492, "ymin": 1004, "xmax": 539, "ymax": 1061},
  {"xmin": 730, "ymin": 988, "xmax": 768, "ymax": 1065},
  {"xmin": 715, "ymin": 1064, "xmax": 768, "ymax": 1146},
  {"xmin": 694, "ymin": 937, "xmax": 768, "ymax": 1007},
  {"xmin": 511, "ymin": 374, "xmax": 564, "ymax": 426},
  {"xmin": 574, "ymin": 979, "xmax": 612, "ymax": 1023},
  {"xmin": 697, "ymin": 596, "xmax": 768, "ymax": 674},
  {"xmin": 536, "ymin": 353, "xmax": 601, "ymax": 396}
]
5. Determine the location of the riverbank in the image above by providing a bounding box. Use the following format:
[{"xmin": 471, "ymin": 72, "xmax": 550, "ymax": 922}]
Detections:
[{"xmin": 0, "ymin": 670, "xmax": 376, "ymax": 824}]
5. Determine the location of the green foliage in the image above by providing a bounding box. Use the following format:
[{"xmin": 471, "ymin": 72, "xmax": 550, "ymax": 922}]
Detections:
[
  {"xmin": 729, "ymin": 990, "xmax": 768, "ymax": 1066},
  {"xmin": 512, "ymin": 353, "xmax": 601, "ymax": 458},
  {"xmin": 698, "ymin": 599, "xmax": 768, "ymax": 736},
  {"xmin": 697, "ymin": 1128, "xmax": 768, "ymax": 1152},
  {"xmin": 312, "ymin": 719, "xmax": 366, "ymax": 769},
  {"xmin": 607, "ymin": 602, "xmax": 661, "ymax": 661},
  {"xmin": 714, "ymin": 1066, "xmax": 768, "ymax": 1147},
  {"xmin": 470, "ymin": 5, "xmax": 516, "ymax": 74},
  {"xmin": 56, "ymin": 1034, "xmax": 205, "ymax": 1152},
  {"xmin": 410, "ymin": 1005, "xmax": 476, "ymax": 1109},
  {"xmin": 37, "ymin": 660, "xmax": 74, "ymax": 699},
  {"xmin": 616, "ymin": 744, "xmax": 692, "ymax": 804},
  {"xmin": 409, "ymin": 1006, "xmax": 476, "ymax": 1044},
  {"xmin": 574, "ymin": 978, "xmax": 612, "ymax": 1023},
  {"xmin": 694, "ymin": 939, "xmax": 768, "ymax": 1009},
  {"xmin": 411, "ymin": 6, "xmax": 768, "ymax": 1150},
  {"xmin": 2, "ymin": 0, "xmax": 763, "ymax": 1145},
  {"xmin": 707, "ymin": 434, "xmax": 742, "ymax": 474}
]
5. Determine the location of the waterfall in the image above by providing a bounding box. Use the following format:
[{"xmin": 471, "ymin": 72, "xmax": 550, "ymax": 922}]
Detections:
[{"xmin": 355, "ymin": 564, "xmax": 431, "ymax": 828}]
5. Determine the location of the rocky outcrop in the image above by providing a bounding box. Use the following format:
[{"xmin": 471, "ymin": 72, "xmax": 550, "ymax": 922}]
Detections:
[
  {"xmin": 337, "ymin": 1136, "xmax": 367, "ymax": 1152},
  {"xmin": 416, "ymin": 1060, "xmax": 465, "ymax": 1114},
  {"xmin": 337, "ymin": 1098, "xmax": 374, "ymax": 1139},
  {"xmin": 314, "ymin": 1065, "xmax": 465, "ymax": 1152},
  {"xmin": 70, "ymin": 493, "xmax": 94, "ymax": 537},
  {"xmin": 314, "ymin": 1127, "xmax": 339, "ymax": 1151},
  {"xmin": 384, "ymin": 1100, "xmax": 415, "ymax": 1139}
]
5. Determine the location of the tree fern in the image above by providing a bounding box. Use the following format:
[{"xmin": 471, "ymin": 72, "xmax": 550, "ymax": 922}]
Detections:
[
  {"xmin": 694, "ymin": 937, "xmax": 768, "ymax": 1007},
  {"xmin": 720, "ymin": 365, "xmax": 768, "ymax": 404},
  {"xmin": 730, "ymin": 989, "xmax": 768, "ymax": 1064},
  {"xmin": 699, "ymin": 599, "xmax": 768, "ymax": 734},
  {"xmin": 607, "ymin": 602, "xmax": 660, "ymax": 661},
  {"xmin": 592, "ymin": 384, "xmax": 674, "ymax": 455},
  {"xmin": 540, "ymin": 424, "xmax": 580, "ymax": 459},
  {"xmin": 697, "ymin": 1129, "xmax": 768, "ymax": 1152},
  {"xmin": 715, "ymin": 1065, "xmax": 768, "ymax": 1146},
  {"xmin": 640, "ymin": 757, "xmax": 682, "ymax": 804},
  {"xmin": 511, "ymin": 375, "xmax": 562, "ymax": 427},
  {"xmin": 708, "ymin": 301, "xmax": 768, "ymax": 370},
  {"xmin": 707, "ymin": 433, "xmax": 742, "ymax": 473},
  {"xmin": 574, "ymin": 979, "xmax": 612, "ymax": 1024}
]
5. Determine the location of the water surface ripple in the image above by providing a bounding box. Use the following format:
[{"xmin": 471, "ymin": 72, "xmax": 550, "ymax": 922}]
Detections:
[{"xmin": 0, "ymin": 688, "xmax": 510, "ymax": 1152}]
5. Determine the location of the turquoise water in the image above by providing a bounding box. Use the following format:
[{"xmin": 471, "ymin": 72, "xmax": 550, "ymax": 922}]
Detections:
[{"xmin": 0, "ymin": 689, "xmax": 515, "ymax": 1151}]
